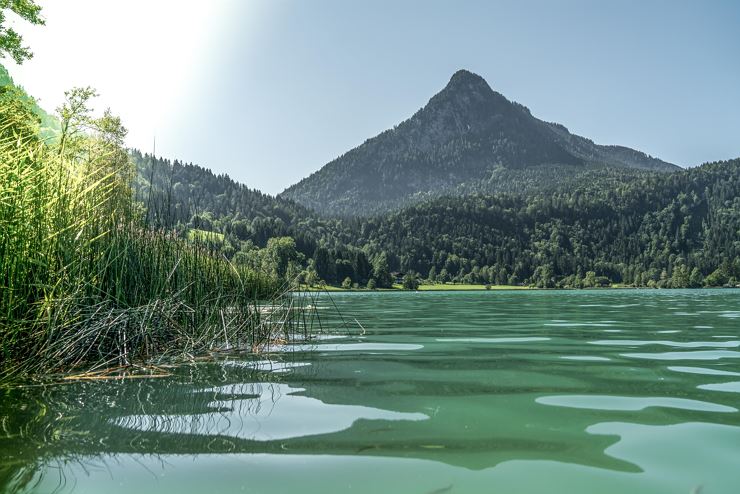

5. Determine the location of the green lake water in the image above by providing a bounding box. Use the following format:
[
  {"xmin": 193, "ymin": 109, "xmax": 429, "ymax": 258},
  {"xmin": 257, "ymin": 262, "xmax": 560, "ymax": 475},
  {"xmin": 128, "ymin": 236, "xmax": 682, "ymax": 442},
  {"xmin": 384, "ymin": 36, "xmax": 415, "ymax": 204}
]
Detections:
[{"xmin": 2, "ymin": 289, "xmax": 740, "ymax": 493}]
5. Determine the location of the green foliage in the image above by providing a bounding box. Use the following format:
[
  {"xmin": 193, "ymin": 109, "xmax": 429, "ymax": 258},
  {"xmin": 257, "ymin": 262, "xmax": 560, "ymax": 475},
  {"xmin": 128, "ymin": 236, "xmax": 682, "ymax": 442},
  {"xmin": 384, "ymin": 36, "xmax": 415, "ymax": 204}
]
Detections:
[
  {"xmin": 0, "ymin": 84, "xmax": 38, "ymax": 138},
  {"xmin": 0, "ymin": 83, "xmax": 281, "ymax": 380},
  {"xmin": 371, "ymin": 252, "xmax": 393, "ymax": 288},
  {"xmin": 130, "ymin": 139, "xmax": 740, "ymax": 291},
  {"xmin": 112, "ymin": 74, "xmax": 740, "ymax": 293},
  {"xmin": 305, "ymin": 268, "xmax": 319, "ymax": 287},
  {"xmin": 704, "ymin": 268, "xmax": 729, "ymax": 287},
  {"xmin": 0, "ymin": 0, "xmax": 44, "ymax": 64},
  {"xmin": 402, "ymin": 271, "xmax": 420, "ymax": 290},
  {"xmin": 264, "ymin": 236, "xmax": 300, "ymax": 280},
  {"xmin": 0, "ymin": 63, "xmax": 59, "ymax": 139},
  {"xmin": 187, "ymin": 228, "xmax": 225, "ymax": 243},
  {"xmin": 366, "ymin": 278, "xmax": 377, "ymax": 290},
  {"xmin": 341, "ymin": 277, "xmax": 352, "ymax": 289},
  {"xmin": 313, "ymin": 246, "xmax": 336, "ymax": 284},
  {"xmin": 346, "ymin": 160, "xmax": 740, "ymax": 289}
]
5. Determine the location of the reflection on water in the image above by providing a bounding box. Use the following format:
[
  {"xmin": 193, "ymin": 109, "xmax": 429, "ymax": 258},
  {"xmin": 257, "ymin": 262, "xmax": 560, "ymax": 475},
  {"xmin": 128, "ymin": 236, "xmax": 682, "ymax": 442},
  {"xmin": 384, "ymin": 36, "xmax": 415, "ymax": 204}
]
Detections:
[
  {"xmin": 114, "ymin": 382, "xmax": 428, "ymax": 441},
  {"xmin": 536, "ymin": 395, "xmax": 737, "ymax": 412},
  {"xmin": 2, "ymin": 289, "xmax": 740, "ymax": 494},
  {"xmin": 622, "ymin": 350, "xmax": 740, "ymax": 360},
  {"xmin": 698, "ymin": 381, "xmax": 740, "ymax": 393},
  {"xmin": 668, "ymin": 366, "xmax": 740, "ymax": 376},
  {"xmin": 590, "ymin": 339, "xmax": 740, "ymax": 348}
]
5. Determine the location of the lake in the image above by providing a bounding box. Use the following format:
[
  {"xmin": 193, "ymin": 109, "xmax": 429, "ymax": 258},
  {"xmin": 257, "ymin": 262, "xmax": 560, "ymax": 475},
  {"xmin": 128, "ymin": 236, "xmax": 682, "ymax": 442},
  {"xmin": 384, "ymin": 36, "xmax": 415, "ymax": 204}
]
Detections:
[{"xmin": 2, "ymin": 289, "xmax": 740, "ymax": 494}]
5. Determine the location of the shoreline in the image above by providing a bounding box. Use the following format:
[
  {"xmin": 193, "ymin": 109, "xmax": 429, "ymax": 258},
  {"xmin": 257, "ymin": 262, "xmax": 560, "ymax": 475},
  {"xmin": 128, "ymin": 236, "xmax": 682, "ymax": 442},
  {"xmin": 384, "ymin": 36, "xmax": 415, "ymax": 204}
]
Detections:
[{"xmin": 297, "ymin": 283, "xmax": 736, "ymax": 293}]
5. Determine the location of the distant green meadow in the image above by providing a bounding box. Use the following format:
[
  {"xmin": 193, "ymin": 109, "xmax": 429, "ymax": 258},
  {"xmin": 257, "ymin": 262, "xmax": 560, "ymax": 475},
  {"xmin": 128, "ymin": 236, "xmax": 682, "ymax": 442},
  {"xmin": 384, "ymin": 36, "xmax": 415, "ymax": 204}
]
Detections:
[{"xmin": 302, "ymin": 283, "xmax": 531, "ymax": 292}]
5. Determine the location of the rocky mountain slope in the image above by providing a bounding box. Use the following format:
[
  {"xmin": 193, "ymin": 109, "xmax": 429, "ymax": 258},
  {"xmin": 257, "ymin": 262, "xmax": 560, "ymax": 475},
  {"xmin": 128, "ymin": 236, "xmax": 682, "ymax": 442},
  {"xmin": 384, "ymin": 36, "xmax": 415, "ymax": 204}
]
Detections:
[{"xmin": 282, "ymin": 70, "xmax": 678, "ymax": 216}]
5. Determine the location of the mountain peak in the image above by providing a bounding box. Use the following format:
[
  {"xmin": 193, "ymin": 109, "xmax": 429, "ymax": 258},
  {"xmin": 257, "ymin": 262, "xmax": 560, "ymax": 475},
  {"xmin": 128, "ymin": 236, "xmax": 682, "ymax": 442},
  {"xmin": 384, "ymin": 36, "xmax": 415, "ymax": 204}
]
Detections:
[
  {"xmin": 282, "ymin": 71, "xmax": 678, "ymax": 216},
  {"xmin": 446, "ymin": 69, "xmax": 491, "ymax": 91}
]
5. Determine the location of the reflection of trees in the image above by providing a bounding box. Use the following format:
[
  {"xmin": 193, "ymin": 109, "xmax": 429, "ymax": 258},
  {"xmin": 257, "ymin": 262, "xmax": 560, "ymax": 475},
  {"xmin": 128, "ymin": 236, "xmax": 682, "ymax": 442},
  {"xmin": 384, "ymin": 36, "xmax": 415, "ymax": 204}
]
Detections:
[
  {"xmin": 0, "ymin": 357, "xmax": 304, "ymax": 493},
  {"xmin": 7, "ymin": 292, "xmax": 739, "ymax": 494},
  {"xmin": 0, "ymin": 347, "xmax": 641, "ymax": 494},
  {"xmin": 0, "ymin": 292, "xmax": 357, "ymax": 493}
]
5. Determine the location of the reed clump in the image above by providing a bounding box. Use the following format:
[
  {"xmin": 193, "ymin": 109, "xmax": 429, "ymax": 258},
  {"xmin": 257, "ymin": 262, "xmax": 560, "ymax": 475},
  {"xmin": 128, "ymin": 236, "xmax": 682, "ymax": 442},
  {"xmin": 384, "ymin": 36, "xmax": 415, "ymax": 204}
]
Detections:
[{"xmin": 0, "ymin": 88, "xmax": 300, "ymax": 381}]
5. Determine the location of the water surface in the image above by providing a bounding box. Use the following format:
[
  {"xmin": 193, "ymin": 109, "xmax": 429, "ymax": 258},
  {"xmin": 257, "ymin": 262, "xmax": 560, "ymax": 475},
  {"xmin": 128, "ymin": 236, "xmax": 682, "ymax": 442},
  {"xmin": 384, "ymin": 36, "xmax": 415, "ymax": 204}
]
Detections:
[{"xmin": 2, "ymin": 289, "xmax": 740, "ymax": 493}]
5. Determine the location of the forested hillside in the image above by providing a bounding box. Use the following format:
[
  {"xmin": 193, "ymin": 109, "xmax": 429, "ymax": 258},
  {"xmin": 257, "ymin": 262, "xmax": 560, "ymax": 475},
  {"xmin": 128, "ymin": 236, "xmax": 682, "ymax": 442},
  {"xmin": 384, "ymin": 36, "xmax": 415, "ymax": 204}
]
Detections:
[
  {"xmin": 353, "ymin": 159, "xmax": 740, "ymax": 288},
  {"xmin": 0, "ymin": 63, "xmax": 59, "ymax": 140},
  {"xmin": 130, "ymin": 151, "xmax": 376, "ymax": 286},
  {"xmin": 282, "ymin": 70, "xmax": 678, "ymax": 216},
  {"xmin": 138, "ymin": 150, "xmax": 740, "ymax": 290}
]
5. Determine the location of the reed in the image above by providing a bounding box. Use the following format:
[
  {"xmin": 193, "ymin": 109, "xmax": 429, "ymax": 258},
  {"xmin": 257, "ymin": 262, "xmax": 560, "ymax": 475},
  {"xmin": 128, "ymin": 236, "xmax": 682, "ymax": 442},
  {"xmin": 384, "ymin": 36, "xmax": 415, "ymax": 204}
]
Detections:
[{"xmin": 0, "ymin": 104, "xmax": 304, "ymax": 382}]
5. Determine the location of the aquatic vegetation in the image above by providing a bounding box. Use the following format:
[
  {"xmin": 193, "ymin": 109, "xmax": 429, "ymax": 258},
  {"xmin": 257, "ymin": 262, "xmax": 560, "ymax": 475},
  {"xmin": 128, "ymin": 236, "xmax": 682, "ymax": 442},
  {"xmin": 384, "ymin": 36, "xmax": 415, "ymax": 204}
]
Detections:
[{"xmin": 0, "ymin": 88, "xmax": 315, "ymax": 382}]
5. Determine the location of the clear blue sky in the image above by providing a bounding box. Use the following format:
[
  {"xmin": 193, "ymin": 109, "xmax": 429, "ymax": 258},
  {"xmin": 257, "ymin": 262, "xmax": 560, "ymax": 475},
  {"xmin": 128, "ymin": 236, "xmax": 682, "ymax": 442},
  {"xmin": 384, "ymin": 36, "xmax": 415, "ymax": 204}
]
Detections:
[{"xmin": 10, "ymin": 0, "xmax": 740, "ymax": 194}]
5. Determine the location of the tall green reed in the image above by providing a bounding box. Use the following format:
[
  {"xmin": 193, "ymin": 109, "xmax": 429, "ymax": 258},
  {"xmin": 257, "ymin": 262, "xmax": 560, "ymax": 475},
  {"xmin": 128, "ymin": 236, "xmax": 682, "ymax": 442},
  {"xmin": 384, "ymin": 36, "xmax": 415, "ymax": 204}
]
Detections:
[{"xmin": 0, "ymin": 95, "xmax": 309, "ymax": 382}]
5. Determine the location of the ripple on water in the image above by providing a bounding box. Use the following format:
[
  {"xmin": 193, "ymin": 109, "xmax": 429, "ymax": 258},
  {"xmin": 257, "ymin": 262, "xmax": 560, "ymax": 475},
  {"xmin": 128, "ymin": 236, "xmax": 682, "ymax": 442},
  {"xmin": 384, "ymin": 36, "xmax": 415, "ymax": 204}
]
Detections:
[
  {"xmin": 586, "ymin": 421, "xmax": 740, "ymax": 491},
  {"xmin": 560, "ymin": 356, "xmax": 611, "ymax": 362},
  {"xmin": 698, "ymin": 382, "xmax": 740, "ymax": 393},
  {"xmin": 719, "ymin": 312, "xmax": 740, "ymax": 319},
  {"xmin": 223, "ymin": 360, "xmax": 311, "ymax": 374},
  {"xmin": 668, "ymin": 366, "xmax": 740, "ymax": 377},
  {"xmin": 622, "ymin": 350, "xmax": 740, "ymax": 361},
  {"xmin": 112, "ymin": 383, "xmax": 428, "ymax": 441},
  {"xmin": 290, "ymin": 343, "xmax": 424, "ymax": 352},
  {"xmin": 435, "ymin": 337, "xmax": 550, "ymax": 343},
  {"xmin": 590, "ymin": 340, "xmax": 739, "ymax": 348},
  {"xmin": 536, "ymin": 395, "xmax": 737, "ymax": 413},
  {"xmin": 544, "ymin": 322, "xmax": 615, "ymax": 327}
]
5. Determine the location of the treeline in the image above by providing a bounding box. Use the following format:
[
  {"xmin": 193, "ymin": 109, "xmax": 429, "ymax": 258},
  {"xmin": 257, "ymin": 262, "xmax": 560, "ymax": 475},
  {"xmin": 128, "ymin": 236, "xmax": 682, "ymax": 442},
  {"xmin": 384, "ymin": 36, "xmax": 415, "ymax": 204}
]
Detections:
[
  {"xmin": 352, "ymin": 160, "xmax": 740, "ymax": 288},
  {"xmin": 134, "ymin": 146, "xmax": 740, "ymax": 290},
  {"xmin": 131, "ymin": 152, "xmax": 384, "ymax": 287}
]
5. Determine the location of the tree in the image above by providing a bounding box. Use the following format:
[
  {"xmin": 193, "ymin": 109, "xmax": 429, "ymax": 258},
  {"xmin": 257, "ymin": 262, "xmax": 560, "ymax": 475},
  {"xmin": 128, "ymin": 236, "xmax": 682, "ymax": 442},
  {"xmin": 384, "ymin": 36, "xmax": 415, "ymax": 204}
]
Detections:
[
  {"xmin": 371, "ymin": 252, "xmax": 393, "ymax": 288},
  {"xmin": 305, "ymin": 268, "xmax": 319, "ymax": 287},
  {"xmin": 572, "ymin": 272, "xmax": 583, "ymax": 289},
  {"xmin": 704, "ymin": 268, "xmax": 727, "ymax": 287},
  {"xmin": 57, "ymin": 87, "xmax": 98, "ymax": 151},
  {"xmin": 689, "ymin": 267, "xmax": 703, "ymax": 288},
  {"xmin": 335, "ymin": 259, "xmax": 354, "ymax": 283},
  {"xmin": 402, "ymin": 271, "xmax": 420, "ymax": 290},
  {"xmin": 352, "ymin": 250, "xmax": 372, "ymax": 283},
  {"xmin": 0, "ymin": 85, "xmax": 39, "ymax": 140},
  {"xmin": 232, "ymin": 220, "xmax": 251, "ymax": 240},
  {"xmin": 341, "ymin": 277, "xmax": 352, "ymax": 289},
  {"xmin": 658, "ymin": 269, "xmax": 670, "ymax": 289},
  {"xmin": 427, "ymin": 266, "xmax": 437, "ymax": 283},
  {"xmin": 313, "ymin": 246, "xmax": 336, "ymax": 284},
  {"xmin": 583, "ymin": 271, "xmax": 597, "ymax": 288},
  {"xmin": 366, "ymin": 278, "xmax": 377, "ymax": 290},
  {"xmin": 671, "ymin": 264, "xmax": 690, "ymax": 288},
  {"xmin": 264, "ymin": 237, "xmax": 299, "ymax": 279},
  {"xmin": 0, "ymin": 0, "xmax": 44, "ymax": 64},
  {"xmin": 532, "ymin": 264, "xmax": 554, "ymax": 288}
]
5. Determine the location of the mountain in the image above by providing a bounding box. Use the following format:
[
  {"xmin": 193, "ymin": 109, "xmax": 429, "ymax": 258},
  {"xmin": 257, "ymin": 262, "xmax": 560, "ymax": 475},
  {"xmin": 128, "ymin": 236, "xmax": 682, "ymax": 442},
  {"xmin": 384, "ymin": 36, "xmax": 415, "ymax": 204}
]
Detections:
[{"xmin": 281, "ymin": 69, "xmax": 679, "ymax": 216}]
